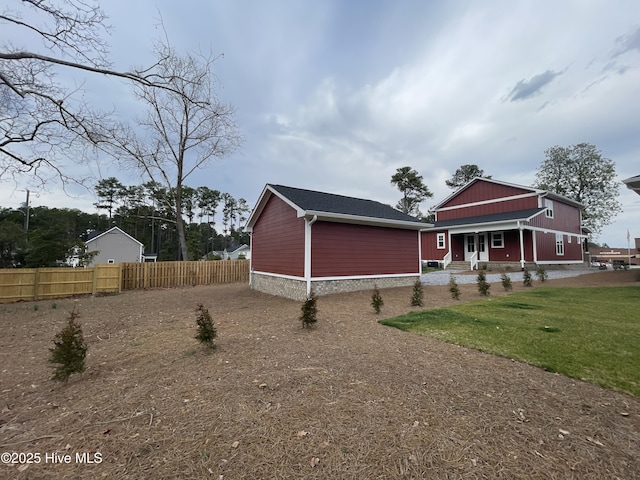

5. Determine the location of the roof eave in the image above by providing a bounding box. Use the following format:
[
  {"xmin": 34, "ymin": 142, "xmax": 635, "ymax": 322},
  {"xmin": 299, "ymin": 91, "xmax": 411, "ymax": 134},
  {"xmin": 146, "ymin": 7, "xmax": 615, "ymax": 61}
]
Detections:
[{"xmin": 304, "ymin": 210, "xmax": 430, "ymax": 230}]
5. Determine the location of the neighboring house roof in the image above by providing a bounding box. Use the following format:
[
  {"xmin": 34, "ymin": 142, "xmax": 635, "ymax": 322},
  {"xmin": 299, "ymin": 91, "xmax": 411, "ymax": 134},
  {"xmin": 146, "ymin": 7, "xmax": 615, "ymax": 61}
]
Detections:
[
  {"xmin": 246, "ymin": 184, "xmax": 429, "ymax": 230},
  {"xmin": 85, "ymin": 226, "xmax": 144, "ymax": 247},
  {"xmin": 433, "ymin": 177, "xmax": 584, "ymax": 210},
  {"xmin": 226, "ymin": 244, "xmax": 249, "ymax": 253},
  {"xmin": 431, "ymin": 208, "xmax": 546, "ymax": 228},
  {"xmin": 623, "ymin": 174, "xmax": 640, "ymax": 196}
]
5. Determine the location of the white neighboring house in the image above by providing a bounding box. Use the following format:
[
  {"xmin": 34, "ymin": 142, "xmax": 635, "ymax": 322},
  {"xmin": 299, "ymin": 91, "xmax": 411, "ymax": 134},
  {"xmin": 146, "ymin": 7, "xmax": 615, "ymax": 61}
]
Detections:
[
  {"xmin": 224, "ymin": 244, "xmax": 250, "ymax": 260},
  {"xmin": 85, "ymin": 227, "xmax": 144, "ymax": 266}
]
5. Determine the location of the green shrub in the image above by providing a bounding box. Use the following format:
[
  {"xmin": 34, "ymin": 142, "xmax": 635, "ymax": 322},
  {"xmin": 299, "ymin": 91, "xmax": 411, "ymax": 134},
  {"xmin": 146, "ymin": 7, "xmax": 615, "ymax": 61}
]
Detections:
[
  {"xmin": 371, "ymin": 285, "xmax": 384, "ymax": 314},
  {"xmin": 535, "ymin": 266, "xmax": 548, "ymax": 282},
  {"xmin": 448, "ymin": 276, "xmax": 460, "ymax": 300},
  {"xmin": 195, "ymin": 304, "xmax": 217, "ymax": 349},
  {"xmin": 477, "ymin": 270, "xmax": 490, "ymax": 296},
  {"xmin": 411, "ymin": 278, "xmax": 424, "ymax": 307},
  {"xmin": 300, "ymin": 291, "xmax": 318, "ymax": 328},
  {"xmin": 523, "ymin": 268, "xmax": 533, "ymax": 287},
  {"xmin": 500, "ymin": 273, "xmax": 513, "ymax": 292},
  {"xmin": 49, "ymin": 307, "xmax": 88, "ymax": 382}
]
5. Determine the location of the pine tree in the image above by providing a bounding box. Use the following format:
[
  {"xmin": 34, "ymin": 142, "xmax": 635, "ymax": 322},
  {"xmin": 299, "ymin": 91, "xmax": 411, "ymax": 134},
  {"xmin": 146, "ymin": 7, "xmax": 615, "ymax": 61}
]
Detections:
[
  {"xmin": 49, "ymin": 307, "xmax": 88, "ymax": 382},
  {"xmin": 371, "ymin": 285, "xmax": 384, "ymax": 314},
  {"xmin": 477, "ymin": 271, "xmax": 490, "ymax": 296},
  {"xmin": 523, "ymin": 268, "xmax": 533, "ymax": 287},
  {"xmin": 448, "ymin": 276, "xmax": 460, "ymax": 300},
  {"xmin": 500, "ymin": 273, "xmax": 513, "ymax": 291},
  {"xmin": 300, "ymin": 291, "xmax": 318, "ymax": 329},
  {"xmin": 411, "ymin": 278, "xmax": 424, "ymax": 307},
  {"xmin": 195, "ymin": 304, "xmax": 217, "ymax": 349},
  {"xmin": 535, "ymin": 266, "xmax": 548, "ymax": 282}
]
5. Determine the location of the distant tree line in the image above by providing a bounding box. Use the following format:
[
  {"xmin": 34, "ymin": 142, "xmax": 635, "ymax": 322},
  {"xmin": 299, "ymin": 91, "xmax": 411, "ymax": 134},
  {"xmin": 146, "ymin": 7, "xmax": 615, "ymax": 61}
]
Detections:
[{"xmin": 0, "ymin": 178, "xmax": 250, "ymax": 268}]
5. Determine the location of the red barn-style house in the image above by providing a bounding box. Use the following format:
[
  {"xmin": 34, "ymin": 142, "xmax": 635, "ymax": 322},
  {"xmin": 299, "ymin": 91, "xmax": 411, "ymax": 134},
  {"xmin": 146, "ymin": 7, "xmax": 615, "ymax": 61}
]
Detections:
[
  {"xmin": 421, "ymin": 178, "xmax": 587, "ymax": 270},
  {"xmin": 246, "ymin": 184, "xmax": 428, "ymax": 300}
]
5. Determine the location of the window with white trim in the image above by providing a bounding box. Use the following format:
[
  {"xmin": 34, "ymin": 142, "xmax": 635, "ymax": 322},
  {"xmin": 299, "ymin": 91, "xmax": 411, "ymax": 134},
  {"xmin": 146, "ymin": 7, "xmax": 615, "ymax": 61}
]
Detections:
[
  {"xmin": 567, "ymin": 235, "xmax": 572, "ymax": 244},
  {"xmin": 555, "ymin": 233, "xmax": 564, "ymax": 256},
  {"xmin": 436, "ymin": 233, "xmax": 446, "ymax": 249},
  {"xmin": 491, "ymin": 232, "xmax": 504, "ymax": 248},
  {"xmin": 545, "ymin": 199, "xmax": 554, "ymax": 218}
]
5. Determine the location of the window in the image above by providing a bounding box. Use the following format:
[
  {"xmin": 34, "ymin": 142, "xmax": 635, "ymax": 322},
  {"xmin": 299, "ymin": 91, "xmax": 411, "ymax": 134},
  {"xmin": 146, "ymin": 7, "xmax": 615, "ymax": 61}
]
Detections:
[
  {"xmin": 555, "ymin": 234, "xmax": 564, "ymax": 256},
  {"xmin": 545, "ymin": 199, "xmax": 554, "ymax": 218},
  {"xmin": 491, "ymin": 232, "xmax": 504, "ymax": 248},
  {"xmin": 436, "ymin": 233, "xmax": 446, "ymax": 249},
  {"xmin": 567, "ymin": 235, "xmax": 572, "ymax": 244}
]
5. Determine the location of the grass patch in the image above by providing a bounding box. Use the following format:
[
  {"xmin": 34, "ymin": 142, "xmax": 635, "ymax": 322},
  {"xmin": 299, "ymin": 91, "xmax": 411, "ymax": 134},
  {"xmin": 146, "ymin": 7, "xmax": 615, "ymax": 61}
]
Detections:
[{"xmin": 381, "ymin": 286, "xmax": 640, "ymax": 396}]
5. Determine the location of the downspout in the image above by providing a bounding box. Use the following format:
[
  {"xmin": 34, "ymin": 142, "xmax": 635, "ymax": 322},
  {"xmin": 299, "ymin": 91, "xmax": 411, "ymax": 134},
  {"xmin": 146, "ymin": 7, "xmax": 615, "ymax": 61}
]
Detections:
[
  {"xmin": 305, "ymin": 215, "xmax": 318, "ymax": 296},
  {"xmin": 518, "ymin": 221, "xmax": 525, "ymax": 270}
]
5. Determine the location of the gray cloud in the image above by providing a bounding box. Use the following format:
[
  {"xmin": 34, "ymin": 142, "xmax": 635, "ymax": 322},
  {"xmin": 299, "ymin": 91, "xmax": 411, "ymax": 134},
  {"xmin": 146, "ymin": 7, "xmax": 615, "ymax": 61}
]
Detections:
[
  {"xmin": 612, "ymin": 26, "xmax": 640, "ymax": 57},
  {"xmin": 507, "ymin": 70, "xmax": 563, "ymax": 102}
]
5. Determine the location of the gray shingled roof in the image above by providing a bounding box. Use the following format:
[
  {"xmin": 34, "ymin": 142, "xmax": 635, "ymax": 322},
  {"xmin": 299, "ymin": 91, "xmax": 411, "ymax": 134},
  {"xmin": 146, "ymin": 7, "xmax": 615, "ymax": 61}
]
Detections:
[
  {"xmin": 434, "ymin": 208, "xmax": 545, "ymax": 228},
  {"xmin": 269, "ymin": 184, "xmax": 426, "ymax": 224}
]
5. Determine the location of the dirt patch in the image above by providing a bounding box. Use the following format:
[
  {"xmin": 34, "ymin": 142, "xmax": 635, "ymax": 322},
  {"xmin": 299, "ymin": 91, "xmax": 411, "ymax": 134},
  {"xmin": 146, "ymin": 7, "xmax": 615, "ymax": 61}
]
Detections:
[{"xmin": 1, "ymin": 270, "xmax": 638, "ymax": 479}]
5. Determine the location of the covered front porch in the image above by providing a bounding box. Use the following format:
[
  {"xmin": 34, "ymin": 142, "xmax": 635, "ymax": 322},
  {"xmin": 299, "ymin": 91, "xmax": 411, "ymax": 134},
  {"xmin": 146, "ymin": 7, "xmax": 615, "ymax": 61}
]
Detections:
[{"xmin": 443, "ymin": 228, "xmax": 533, "ymax": 271}]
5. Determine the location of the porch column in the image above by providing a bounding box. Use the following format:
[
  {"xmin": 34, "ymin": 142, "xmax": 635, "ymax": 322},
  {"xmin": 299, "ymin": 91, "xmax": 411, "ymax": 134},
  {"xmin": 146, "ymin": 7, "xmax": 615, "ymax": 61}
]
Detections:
[{"xmin": 518, "ymin": 222, "xmax": 525, "ymax": 270}]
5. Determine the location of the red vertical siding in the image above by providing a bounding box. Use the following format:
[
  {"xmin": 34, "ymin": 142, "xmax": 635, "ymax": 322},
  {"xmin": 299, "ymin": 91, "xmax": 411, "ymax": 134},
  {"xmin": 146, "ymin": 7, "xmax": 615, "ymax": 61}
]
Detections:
[
  {"xmin": 526, "ymin": 200, "xmax": 582, "ymax": 234},
  {"xmin": 535, "ymin": 231, "xmax": 583, "ymax": 261},
  {"xmin": 311, "ymin": 222, "xmax": 418, "ymax": 277},
  {"xmin": 487, "ymin": 230, "xmax": 522, "ymax": 262},
  {"xmin": 450, "ymin": 235, "xmax": 465, "ymax": 261},
  {"xmin": 441, "ymin": 181, "xmax": 534, "ymax": 207},
  {"xmin": 437, "ymin": 197, "xmax": 538, "ymax": 221},
  {"xmin": 421, "ymin": 231, "xmax": 448, "ymax": 260},
  {"xmin": 251, "ymin": 194, "xmax": 305, "ymax": 277}
]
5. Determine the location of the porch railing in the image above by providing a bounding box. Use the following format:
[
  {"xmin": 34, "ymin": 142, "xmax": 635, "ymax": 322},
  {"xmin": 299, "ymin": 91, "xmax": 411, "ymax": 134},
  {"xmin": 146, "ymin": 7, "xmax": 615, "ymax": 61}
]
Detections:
[
  {"xmin": 443, "ymin": 251, "xmax": 452, "ymax": 269},
  {"xmin": 470, "ymin": 251, "xmax": 478, "ymax": 271}
]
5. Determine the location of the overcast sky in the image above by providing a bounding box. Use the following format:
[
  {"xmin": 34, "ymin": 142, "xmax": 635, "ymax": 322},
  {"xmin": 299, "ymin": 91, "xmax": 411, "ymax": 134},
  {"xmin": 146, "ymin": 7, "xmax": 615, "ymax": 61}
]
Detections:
[{"xmin": 2, "ymin": 0, "xmax": 639, "ymax": 246}]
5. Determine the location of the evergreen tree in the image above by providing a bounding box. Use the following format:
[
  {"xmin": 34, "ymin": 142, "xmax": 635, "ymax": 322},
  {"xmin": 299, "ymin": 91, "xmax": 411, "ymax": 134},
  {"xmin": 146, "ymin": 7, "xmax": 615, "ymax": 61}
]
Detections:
[
  {"xmin": 371, "ymin": 285, "xmax": 384, "ymax": 314},
  {"xmin": 49, "ymin": 308, "xmax": 88, "ymax": 382},
  {"xmin": 411, "ymin": 278, "xmax": 424, "ymax": 307}
]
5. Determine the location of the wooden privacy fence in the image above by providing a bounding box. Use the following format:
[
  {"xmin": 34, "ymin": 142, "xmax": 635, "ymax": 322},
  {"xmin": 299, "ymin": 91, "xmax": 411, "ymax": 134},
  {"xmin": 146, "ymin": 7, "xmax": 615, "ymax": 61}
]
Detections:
[
  {"xmin": 0, "ymin": 264, "xmax": 122, "ymax": 303},
  {"xmin": 0, "ymin": 260, "xmax": 249, "ymax": 303},
  {"xmin": 121, "ymin": 260, "xmax": 249, "ymax": 290}
]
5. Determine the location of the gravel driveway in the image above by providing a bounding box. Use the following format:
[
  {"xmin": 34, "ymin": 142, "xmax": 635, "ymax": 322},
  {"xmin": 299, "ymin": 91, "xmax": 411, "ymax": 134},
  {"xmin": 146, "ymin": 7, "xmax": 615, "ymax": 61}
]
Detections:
[{"xmin": 421, "ymin": 267, "xmax": 598, "ymax": 285}]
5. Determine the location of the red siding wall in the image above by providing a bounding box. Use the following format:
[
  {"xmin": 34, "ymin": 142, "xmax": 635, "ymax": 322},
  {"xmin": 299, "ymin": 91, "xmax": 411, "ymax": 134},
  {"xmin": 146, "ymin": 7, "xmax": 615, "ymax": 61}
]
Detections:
[
  {"xmin": 421, "ymin": 231, "xmax": 448, "ymax": 260},
  {"xmin": 251, "ymin": 194, "xmax": 305, "ymax": 277},
  {"xmin": 535, "ymin": 231, "xmax": 583, "ymax": 261},
  {"xmin": 488, "ymin": 230, "xmax": 522, "ymax": 261},
  {"xmin": 441, "ymin": 181, "xmax": 533, "ymax": 207},
  {"xmin": 526, "ymin": 200, "xmax": 582, "ymax": 234},
  {"xmin": 311, "ymin": 222, "xmax": 419, "ymax": 277},
  {"xmin": 437, "ymin": 197, "xmax": 538, "ymax": 221}
]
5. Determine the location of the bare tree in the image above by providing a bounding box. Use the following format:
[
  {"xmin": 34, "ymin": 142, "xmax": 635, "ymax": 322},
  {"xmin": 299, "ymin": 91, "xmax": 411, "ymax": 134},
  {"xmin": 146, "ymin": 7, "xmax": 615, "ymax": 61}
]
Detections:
[
  {"xmin": 0, "ymin": 1, "xmax": 178, "ymax": 188},
  {"xmin": 108, "ymin": 44, "xmax": 241, "ymax": 260}
]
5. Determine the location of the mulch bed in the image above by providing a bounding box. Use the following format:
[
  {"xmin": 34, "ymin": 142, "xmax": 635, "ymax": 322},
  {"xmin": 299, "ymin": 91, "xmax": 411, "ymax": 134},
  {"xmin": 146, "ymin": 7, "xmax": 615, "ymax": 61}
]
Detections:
[{"xmin": 0, "ymin": 270, "xmax": 638, "ymax": 479}]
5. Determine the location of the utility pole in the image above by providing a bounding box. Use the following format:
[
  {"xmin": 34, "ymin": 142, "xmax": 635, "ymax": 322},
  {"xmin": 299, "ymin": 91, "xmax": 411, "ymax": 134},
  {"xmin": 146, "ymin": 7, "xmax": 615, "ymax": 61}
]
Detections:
[{"xmin": 24, "ymin": 189, "xmax": 30, "ymax": 232}]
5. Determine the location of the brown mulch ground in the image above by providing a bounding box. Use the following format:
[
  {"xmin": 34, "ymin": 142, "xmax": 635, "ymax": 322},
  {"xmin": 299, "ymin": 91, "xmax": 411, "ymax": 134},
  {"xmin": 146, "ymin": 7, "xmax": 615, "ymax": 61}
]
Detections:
[{"xmin": 0, "ymin": 270, "xmax": 638, "ymax": 479}]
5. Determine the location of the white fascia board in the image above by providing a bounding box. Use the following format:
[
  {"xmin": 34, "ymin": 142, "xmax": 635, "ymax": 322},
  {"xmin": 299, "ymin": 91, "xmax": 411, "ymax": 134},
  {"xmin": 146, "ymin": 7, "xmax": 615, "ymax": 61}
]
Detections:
[
  {"xmin": 303, "ymin": 210, "xmax": 429, "ymax": 230},
  {"xmin": 245, "ymin": 184, "xmax": 305, "ymax": 231}
]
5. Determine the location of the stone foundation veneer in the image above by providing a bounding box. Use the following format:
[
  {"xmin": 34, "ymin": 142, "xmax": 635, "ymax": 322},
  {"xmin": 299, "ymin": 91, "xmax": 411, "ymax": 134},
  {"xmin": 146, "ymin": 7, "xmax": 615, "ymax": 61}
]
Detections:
[{"xmin": 250, "ymin": 272, "xmax": 419, "ymax": 301}]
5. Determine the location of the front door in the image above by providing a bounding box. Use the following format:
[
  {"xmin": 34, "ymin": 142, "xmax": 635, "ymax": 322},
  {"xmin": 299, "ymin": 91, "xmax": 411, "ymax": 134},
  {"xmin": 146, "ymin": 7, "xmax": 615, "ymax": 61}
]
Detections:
[{"xmin": 464, "ymin": 234, "xmax": 488, "ymax": 262}]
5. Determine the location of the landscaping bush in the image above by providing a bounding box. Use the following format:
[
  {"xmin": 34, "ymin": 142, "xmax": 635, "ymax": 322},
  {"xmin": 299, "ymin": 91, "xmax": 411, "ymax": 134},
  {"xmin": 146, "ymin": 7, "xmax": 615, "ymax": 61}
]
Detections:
[
  {"xmin": 500, "ymin": 273, "xmax": 513, "ymax": 292},
  {"xmin": 195, "ymin": 304, "xmax": 217, "ymax": 349},
  {"xmin": 371, "ymin": 285, "xmax": 384, "ymax": 314},
  {"xmin": 448, "ymin": 276, "xmax": 460, "ymax": 300},
  {"xmin": 411, "ymin": 278, "xmax": 424, "ymax": 307},
  {"xmin": 536, "ymin": 266, "xmax": 548, "ymax": 282},
  {"xmin": 523, "ymin": 268, "xmax": 533, "ymax": 287},
  {"xmin": 300, "ymin": 291, "xmax": 318, "ymax": 328},
  {"xmin": 49, "ymin": 307, "xmax": 88, "ymax": 382},
  {"xmin": 477, "ymin": 270, "xmax": 490, "ymax": 296}
]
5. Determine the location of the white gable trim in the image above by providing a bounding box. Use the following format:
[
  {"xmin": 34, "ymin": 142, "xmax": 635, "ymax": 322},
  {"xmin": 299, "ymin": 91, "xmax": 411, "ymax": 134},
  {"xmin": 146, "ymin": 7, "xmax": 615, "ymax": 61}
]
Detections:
[{"xmin": 86, "ymin": 226, "xmax": 143, "ymax": 246}]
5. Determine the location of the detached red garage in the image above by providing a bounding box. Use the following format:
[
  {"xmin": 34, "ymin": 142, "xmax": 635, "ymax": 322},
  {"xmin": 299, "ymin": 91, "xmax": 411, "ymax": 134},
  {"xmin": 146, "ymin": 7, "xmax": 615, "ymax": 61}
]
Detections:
[{"xmin": 245, "ymin": 184, "xmax": 428, "ymax": 300}]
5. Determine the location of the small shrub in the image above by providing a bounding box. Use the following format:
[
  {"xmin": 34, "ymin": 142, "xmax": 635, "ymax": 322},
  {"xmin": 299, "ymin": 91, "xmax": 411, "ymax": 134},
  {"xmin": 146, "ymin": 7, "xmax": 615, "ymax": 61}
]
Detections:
[
  {"xmin": 33, "ymin": 304, "xmax": 39, "ymax": 311},
  {"xmin": 500, "ymin": 273, "xmax": 513, "ymax": 292},
  {"xmin": 300, "ymin": 291, "xmax": 318, "ymax": 329},
  {"xmin": 49, "ymin": 307, "xmax": 88, "ymax": 382},
  {"xmin": 51, "ymin": 303, "xmax": 57, "ymax": 309},
  {"xmin": 371, "ymin": 285, "xmax": 384, "ymax": 314},
  {"xmin": 411, "ymin": 278, "xmax": 424, "ymax": 307},
  {"xmin": 195, "ymin": 304, "xmax": 217, "ymax": 349},
  {"xmin": 535, "ymin": 266, "xmax": 548, "ymax": 282},
  {"xmin": 477, "ymin": 271, "xmax": 490, "ymax": 296},
  {"xmin": 523, "ymin": 268, "xmax": 533, "ymax": 287},
  {"xmin": 448, "ymin": 276, "xmax": 460, "ymax": 300}
]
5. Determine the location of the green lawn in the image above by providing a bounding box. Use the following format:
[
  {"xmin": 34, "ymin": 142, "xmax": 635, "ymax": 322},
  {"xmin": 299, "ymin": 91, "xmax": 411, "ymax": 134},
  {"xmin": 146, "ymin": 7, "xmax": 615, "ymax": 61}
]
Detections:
[{"xmin": 381, "ymin": 286, "xmax": 640, "ymax": 396}]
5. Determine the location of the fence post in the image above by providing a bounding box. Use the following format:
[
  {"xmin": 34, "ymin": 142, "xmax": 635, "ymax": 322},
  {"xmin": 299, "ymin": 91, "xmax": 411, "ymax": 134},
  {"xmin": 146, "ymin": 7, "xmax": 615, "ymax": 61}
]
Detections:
[
  {"xmin": 92, "ymin": 266, "xmax": 99, "ymax": 295},
  {"xmin": 33, "ymin": 268, "xmax": 41, "ymax": 301},
  {"xmin": 118, "ymin": 263, "xmax": 123, "ymax": 293}
]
